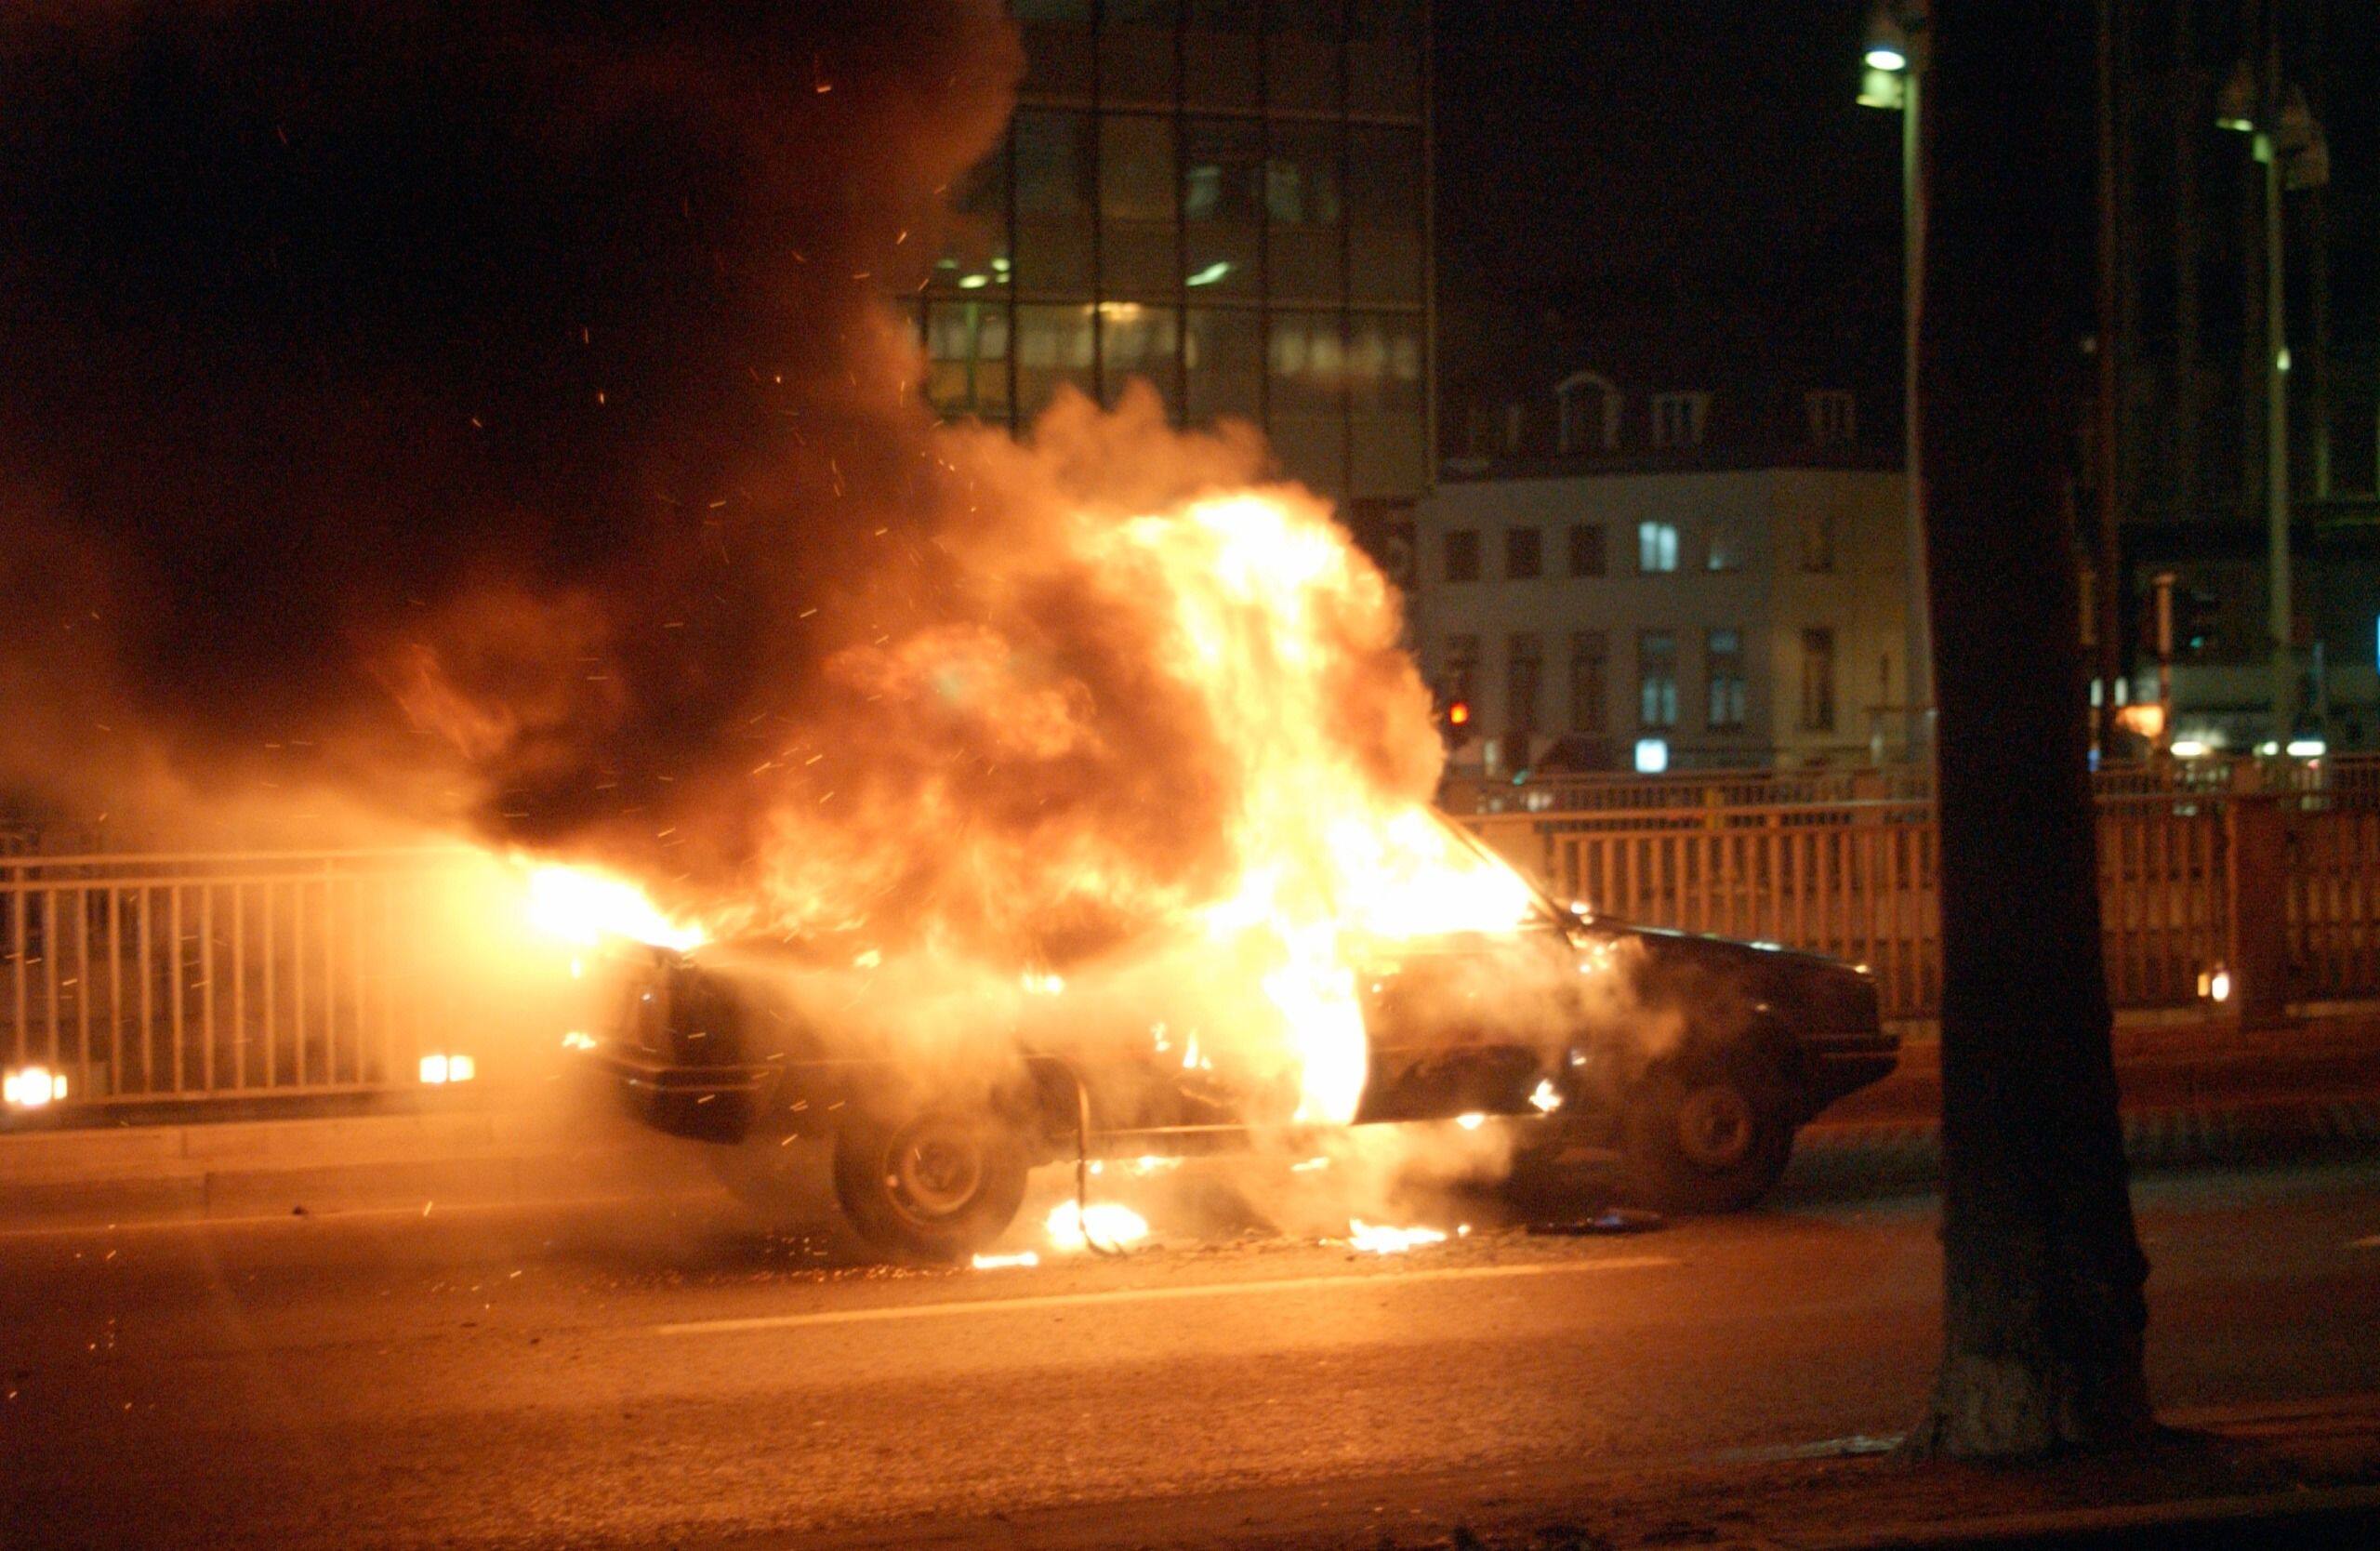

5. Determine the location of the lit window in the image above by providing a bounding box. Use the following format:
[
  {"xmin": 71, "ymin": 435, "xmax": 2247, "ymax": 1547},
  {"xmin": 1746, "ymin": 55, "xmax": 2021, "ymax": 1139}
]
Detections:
[
  {"xmin": 1638, "ymin": 631, "xmax": 1679, "ymax": 728},
  {"xmin": 1706, "ymin": 629, "xmax": 1747, "ymax": 730},
  {"xmin": 1650, "ymin": 391, "xmax": 1709, "ymax": 448},
  {"xmin": 1638, "ymin": 521, "xmax": 1680, "ymax": 574}
]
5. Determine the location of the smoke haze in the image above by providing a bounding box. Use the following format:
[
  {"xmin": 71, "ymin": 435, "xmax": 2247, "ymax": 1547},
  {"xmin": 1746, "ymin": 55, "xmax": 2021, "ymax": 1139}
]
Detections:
[{"xmin": 0, "ymin": 0, "xmax": 1020, "ymax": 842}]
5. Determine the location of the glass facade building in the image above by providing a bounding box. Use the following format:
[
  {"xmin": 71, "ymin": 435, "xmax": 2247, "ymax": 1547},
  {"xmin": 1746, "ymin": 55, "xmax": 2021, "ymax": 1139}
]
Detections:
[{"xmin": 911, "ymin": 1, "xmax": 1431, "ymax": 505}]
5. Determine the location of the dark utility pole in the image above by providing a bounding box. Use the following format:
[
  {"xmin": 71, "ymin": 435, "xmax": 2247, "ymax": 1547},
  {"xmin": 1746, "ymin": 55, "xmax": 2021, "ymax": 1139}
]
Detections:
[{"xmin": 1906, "ymin": 0, "xmax": 2154, "ymax": 1458}]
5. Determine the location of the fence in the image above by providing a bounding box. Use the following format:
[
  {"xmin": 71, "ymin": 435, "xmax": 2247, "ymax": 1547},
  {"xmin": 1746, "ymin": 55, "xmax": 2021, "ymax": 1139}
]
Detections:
[
  {"xmin": 1, "ymin": 849, "xmax": 484, "ymax": 1108},
  {"xmin": 1442, "ymin": 751, "xmax": 2380, "ymax": 818},
  {"xmin": 7, "ymin": 777, "xmax": 2377, "ymax": 1111},
  {"xmin": 1469, "ymin": 781, "xmax": 2376, "ymax": 1020}
]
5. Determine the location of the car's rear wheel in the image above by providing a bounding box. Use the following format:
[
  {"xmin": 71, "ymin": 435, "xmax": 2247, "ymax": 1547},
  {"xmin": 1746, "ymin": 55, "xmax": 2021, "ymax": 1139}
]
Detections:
[
  {"xmin": 831, "ymin": 1107, "xmax": 1031, "ymax": 1264},
  {"xmin": 1618, "ymin": 1050, "xmax": 1795, "ymax": 1213}
]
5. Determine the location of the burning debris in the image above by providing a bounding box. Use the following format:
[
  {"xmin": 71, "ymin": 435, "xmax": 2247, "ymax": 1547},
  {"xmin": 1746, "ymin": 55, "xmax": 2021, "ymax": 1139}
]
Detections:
[
  {"xmin": 1045, "ymin": 1200, "xmax": 1152, "ymax": 1255},
  {"xmin": 1342, "ymin": 1221, "xmax": 1453, "ymax": 1255}
]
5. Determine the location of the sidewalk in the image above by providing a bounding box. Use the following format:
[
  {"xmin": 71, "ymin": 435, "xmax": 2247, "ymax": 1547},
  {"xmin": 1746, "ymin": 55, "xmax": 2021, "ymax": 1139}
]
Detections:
[
  {"xmin": 0, "ymin": 1094, "xmax": 720, "ymax": 1226},
  {"xmin": 777, "ymin": 1392, "xmax": 2380, "ymax": 1550},
  {"xmin": 5, "ymin": 1005, "xmax": 2377, "ymax": 1228}
]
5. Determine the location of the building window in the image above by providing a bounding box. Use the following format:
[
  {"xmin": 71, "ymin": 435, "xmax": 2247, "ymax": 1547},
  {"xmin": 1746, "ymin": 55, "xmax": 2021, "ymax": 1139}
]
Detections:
[
  {"xmin": 1805, "ymin": 389, "xmax": 1857, "ymax": 445},
  {"xmin": 1099, "ymin": 301, "xmax": 1180, "ymax": 408},
  {"xmin": 1444, "ymin": 529, "xmax": 1480, "ymax": 583},
  {"xmin": 1346, "ymin": 124, "xmax": 1422, "ymax": 304},
  {"xmin": 1650, "ymin": 391, "xmax": 1710, "ymax": 448},
  {"xmin": 1265, "ymin": 119, "xmax": 1344, "ymax": 303},
  {"xmin": 1183, "ymin": 116, "xmax": 1264, "ymax": 295},
  {"xmin": 1184, "ymin": 306, "xmax": 1263, "ymax": 424},
  {"xmin": 1567, "ymin": 523, "xmax": 1606, "ymax": 577},
  {"xmin": 1556, "ymin": 371, "xmax": 1620, "ymax": 454},
  {"xmin": 1504, "ymin": 525, "xmax": 1542, "ymax": 580},
  {"xmin": 1799, "ymin": 628, "xmax": 1836, "ymax": 733},
  {"xmin": 1638, "ymin": 631, "xmax": 1679, "ymax": 729},
  {"xmin": 1014, "ymin": 302, "xmax": 1095, "ymax": 417},
  {"xmin": 1799, "ymin": 509, "xmax": 1837, "ymax": 573},
  {"xmin": 925, "ymin": 299, "xmax": 1011, "ymax": 420},
  {"xmin": 1099, "ymin": 115, "xmax": 1180, "ymax": 298},
  {"xmin": 1013, "ymin": 110, "xmax": 1094, "ymax": 294},
  {"xmin": 1506, "ymin": 633, "xmax": 1542, "ymax": 745},
  {"xmin": 1706, "ymin": 629, "xmax": 1747, "ymax": 729},
  {"xmin": 1444, "ymin": 632, "xmax": 1478, "ymax": 708},
  {"xmin": 1637, "ymin": 520, "xmax": 1680, "ymax": 574},
  {"xmin": 1569, "ymin": 630, "xmax": 1608, "ymax": 734},
  {"xmin": 1706, "ymin": 523, "xmax": 1745, "ymax": 572}
]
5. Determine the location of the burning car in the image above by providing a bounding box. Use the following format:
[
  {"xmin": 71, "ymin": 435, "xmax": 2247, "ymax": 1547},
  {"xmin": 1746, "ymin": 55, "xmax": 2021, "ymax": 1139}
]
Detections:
[{"xmin": 576, "ymin": 816, "xmax": 1896, "ymax": 1261}]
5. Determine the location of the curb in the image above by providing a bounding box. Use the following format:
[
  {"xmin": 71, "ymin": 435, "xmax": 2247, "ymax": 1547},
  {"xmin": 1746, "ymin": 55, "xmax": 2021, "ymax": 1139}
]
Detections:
[
  {"xmin": 1814, "ymin": 1481, "xmax": 2380, "ymax": 1550},
  {"xmin": 1790, "ymin": 1093, "xmax": 2380, "ymax": 1200},
  {"xmin": 0, "ymin": 1104, "xmax": 721, "ymax": 1226}
]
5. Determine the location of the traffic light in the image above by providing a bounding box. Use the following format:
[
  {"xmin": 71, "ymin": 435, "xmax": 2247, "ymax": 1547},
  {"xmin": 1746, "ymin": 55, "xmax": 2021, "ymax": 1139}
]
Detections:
[{"xmin": 1437, "ymin": 696, "xmax": 1474, "ymax": 750}]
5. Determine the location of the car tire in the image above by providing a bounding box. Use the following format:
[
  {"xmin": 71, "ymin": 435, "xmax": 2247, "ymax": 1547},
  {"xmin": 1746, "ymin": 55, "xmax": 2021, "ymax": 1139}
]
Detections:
[
  {"xmin": 831, "ymin": 1107, "xmax": 1032, "ymax": 1265},
  {"xmin": 1617, "ymin": 1049, "xmax": 1795, "ymax": 1213}
]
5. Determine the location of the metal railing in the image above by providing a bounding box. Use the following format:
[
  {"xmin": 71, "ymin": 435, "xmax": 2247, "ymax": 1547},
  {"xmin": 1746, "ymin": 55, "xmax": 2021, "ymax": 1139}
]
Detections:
[
  {"xmin": 7, "ymin": 776, "xmax": 2378, "ymax": 1112},
  {"xmin": 1470, "ymin": 780, "xmax": 2376, "ymax": 1020},
  {"xmin": 1442, "ymin": 752, "xmax": 2380, "ymax": 817},
  {"xmin": 2, "ymin": 849, "xmax": 479, "ymax": 1107}
]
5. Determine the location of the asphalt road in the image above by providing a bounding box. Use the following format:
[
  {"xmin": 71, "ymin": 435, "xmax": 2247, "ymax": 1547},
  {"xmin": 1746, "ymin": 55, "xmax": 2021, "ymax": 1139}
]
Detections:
[{"xmin": 2, "ymin": 1152, "xmax": 2375, "ymax": 1551}]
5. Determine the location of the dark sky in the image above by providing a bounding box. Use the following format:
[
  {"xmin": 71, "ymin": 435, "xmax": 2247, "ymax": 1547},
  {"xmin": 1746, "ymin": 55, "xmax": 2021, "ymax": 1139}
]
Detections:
[{"xmin": 1435, "ymin": 2, "xmax": 1897, "ymax": 323}]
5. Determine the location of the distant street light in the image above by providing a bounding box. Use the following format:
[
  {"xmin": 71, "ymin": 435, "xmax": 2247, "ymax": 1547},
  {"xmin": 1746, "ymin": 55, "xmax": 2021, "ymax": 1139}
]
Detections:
[
  {"xmin": 1858, "ymin": 2, "xmax": 1930, "ymax": 765},
  {"xmin": 2217, "ymin": 46, "xmax": 2330, "ymax": 748}
]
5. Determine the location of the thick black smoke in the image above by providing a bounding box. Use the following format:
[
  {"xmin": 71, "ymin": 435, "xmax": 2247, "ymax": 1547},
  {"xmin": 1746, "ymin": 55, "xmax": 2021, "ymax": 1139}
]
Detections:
[{"xmin": 0, "ymin": 1, "xmax": 1020, "ymax": 842}]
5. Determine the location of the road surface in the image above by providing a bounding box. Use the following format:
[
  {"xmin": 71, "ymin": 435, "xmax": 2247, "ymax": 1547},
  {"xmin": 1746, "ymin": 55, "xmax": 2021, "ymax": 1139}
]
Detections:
[{"xmin": 2, "ymin": 1150, "xmax": 2375, "ymax": 1549}]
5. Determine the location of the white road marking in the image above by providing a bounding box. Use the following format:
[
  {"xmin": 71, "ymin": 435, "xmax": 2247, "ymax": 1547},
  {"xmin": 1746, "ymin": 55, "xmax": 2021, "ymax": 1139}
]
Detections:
[{"xmin": 654, "ymin": 1255, "xmax": 1679, "ymax": 1336}]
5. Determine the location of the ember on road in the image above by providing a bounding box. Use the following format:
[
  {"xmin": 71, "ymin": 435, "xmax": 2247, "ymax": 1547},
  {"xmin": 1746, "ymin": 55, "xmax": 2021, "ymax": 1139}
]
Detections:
[{"xmin": 3, "ymin": 1160, "xmax": 2373, "ymax": 1550}]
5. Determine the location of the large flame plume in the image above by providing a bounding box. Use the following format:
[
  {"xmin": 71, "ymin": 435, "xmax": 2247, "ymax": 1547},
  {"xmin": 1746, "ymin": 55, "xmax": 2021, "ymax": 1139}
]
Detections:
[{"xmin": 0, "ymin": 2, "xmax": 1551, "ymax": 1130}]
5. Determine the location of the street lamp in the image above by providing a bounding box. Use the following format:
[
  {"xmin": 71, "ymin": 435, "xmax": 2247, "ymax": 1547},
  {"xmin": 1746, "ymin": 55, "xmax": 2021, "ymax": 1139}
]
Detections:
[
  {"xmin": 2216, "ymin": 52, "xmax": 2329, "ymax": 749},
  {"xmin": 1858, "ymin": 2, "xmax": 1929, "ymax": 766}
]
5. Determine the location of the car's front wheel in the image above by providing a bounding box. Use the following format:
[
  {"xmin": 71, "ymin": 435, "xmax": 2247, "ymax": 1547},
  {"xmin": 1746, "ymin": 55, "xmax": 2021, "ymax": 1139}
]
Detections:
[
  {"xmin": 831, "ymin": 1107, "xmax": 1031, "ymax": 1264},
  {"xmin": 1618, "ymin": 1050, "xmax": 1795, "ymax": 1213}
]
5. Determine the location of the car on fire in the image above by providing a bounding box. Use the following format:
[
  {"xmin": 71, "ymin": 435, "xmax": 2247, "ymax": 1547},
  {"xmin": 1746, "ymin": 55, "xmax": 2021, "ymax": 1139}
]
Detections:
[{"xmin": 577, "ymin": 818, "xmax": 1897, "ymax": 1261}]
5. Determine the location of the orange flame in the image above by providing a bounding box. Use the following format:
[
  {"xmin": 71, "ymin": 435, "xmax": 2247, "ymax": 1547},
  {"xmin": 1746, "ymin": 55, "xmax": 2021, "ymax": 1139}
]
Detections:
[{"xmin": 522, "ymin": 863, "xmax": 706, "ymax": 952}]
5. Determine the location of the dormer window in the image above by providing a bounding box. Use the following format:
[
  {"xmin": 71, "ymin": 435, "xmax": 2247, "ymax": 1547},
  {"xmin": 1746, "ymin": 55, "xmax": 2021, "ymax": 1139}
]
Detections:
[
  {"xmin": 1650, "ymin": 391, "xmax": 1710, "ymax": 448},
  {"xmin": 1805, "ymin": 389, "xmax": 1857, "ymax": 445},
  {"xmin": 1554, "ymin": 371, "xmax": 1621, "ymax": 454}
]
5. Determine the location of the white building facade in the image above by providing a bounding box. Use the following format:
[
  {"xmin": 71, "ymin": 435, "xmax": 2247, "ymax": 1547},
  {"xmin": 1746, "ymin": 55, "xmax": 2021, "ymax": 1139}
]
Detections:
[{"xmin": 1414, "ymin": 465, "xmax": 1911, "ymax": 775}]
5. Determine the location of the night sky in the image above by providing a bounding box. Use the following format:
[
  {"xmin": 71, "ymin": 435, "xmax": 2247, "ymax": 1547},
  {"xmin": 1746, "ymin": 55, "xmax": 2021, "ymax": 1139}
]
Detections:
[{"xmin": 1433, "ymin": 2, "xmax": 1900, "ymax": 400}]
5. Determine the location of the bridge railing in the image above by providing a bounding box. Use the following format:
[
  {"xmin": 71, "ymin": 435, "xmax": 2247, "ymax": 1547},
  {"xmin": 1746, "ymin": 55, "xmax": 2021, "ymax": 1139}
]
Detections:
[
  {"xmin": 1467, "ymin": 779, "xmax": 2376, "ymax": 1020},
  {"xmin": 1, "ymin": 849, "xmax": 487, "ymax": 1109}
]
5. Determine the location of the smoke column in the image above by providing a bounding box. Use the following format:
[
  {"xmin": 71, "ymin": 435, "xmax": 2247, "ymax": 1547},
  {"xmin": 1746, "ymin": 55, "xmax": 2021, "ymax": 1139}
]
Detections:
[
  {"xmin": 0, "ymin": 2, "xmax": 1448, "ymax": 978},
  {"xmin": 0, "ymin": 0, "xmax": 1021, "ymax": 840}
]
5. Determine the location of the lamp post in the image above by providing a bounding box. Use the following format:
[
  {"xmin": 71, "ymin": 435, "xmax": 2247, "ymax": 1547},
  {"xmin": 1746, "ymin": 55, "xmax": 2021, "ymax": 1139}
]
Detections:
[
  {"xmin": 2217, "ymin": 45, "xmax": 2328, "ymax": 750},
  {"xmin": 1859, "ymin": 3, "xmax": 1930, "ymax": 767}
]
